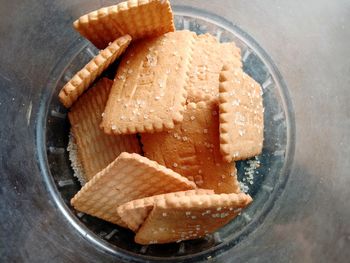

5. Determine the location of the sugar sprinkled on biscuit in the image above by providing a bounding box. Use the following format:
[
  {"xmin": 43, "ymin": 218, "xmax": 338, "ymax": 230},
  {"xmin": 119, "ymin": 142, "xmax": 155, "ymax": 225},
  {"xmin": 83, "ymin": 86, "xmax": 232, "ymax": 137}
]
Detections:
[
  {"xmin": 142, "ymin": 101, "xmax": 240, "ymax": 194},
  {"xmin": 219, "ymin": 65, "xmax": 264, "ymax": 162},
  {"xmin": 135, "ymin": 192, "xmax": 252, "ymax": 244}
]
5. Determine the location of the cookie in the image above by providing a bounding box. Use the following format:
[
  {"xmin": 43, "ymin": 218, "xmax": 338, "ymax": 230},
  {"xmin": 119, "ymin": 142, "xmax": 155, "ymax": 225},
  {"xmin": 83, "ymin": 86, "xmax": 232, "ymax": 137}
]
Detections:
[
  {"xmin": 187, "ymin": 33, "xmax": 242, "ymax": 103},
  {"xmin": 117, "ymin": 189, "xmax": 214, "ymax": 231},
  {"xmin": 219, "ymin": 65, "xmax": 264, "ymax": 162},
  {"xmin": 135, "ymin": 192, "xmax": 252, "ymax": 244},
  {"xmin": 59, "ymin": 35, "xmax": 131, "ymax": 108},
  {"xmin": 71, "ymin": 152, "xmax": 196, "ymax": 226},
  {"xmin": 101, "ymin": 30, "xmax": 196, "ymax": 135},
  {"xmin": 73, "ymin": 0, "xmax": 174, "ymax": 49},
  {"xmin": 68, "ymin": 78, "xmax": 141, "ymax": 182},
  {"xmin": 141, "ymin": 101, "xmax": 240, "ymax": 194}
]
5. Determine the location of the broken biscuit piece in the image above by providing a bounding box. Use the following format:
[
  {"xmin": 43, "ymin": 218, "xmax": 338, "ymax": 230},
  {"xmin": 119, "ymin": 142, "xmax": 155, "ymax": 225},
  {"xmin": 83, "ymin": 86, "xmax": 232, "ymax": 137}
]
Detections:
[
  {"xmin": 71, "ymin": 152, "xmax": 196, "ymax": 226},
  {"xmin": 135, "ymin": 192, "xmax": 252, "ymax": 244},
  {"xmin": 73, "ymin": 0, "xmax": 175, "ymax": 49},
  {"xmin": 219, "ymin": 65, "xmax": 264, "ymax": 162},
  {"xmin": 101, "ymin": 30, "xmax": 196, "ymax": 135},
  {"xmin": 68, "ymin": 78, "xmax": 140, "ymax": 182},
  {"xmin": 142, "ymin": 101, "xmax": 240, "ymax": 194}
]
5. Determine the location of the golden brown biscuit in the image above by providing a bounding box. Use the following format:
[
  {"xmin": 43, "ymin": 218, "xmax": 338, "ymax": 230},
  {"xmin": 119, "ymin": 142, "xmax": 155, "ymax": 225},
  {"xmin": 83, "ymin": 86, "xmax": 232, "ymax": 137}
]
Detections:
[
  {"xmin": 71, "ymin": 152, "xmax": 196, "ymax": 226},
  {"xmin": 59, "ymin": 35, "xmax": 131, "ymax": 108},
  {"xmin": 117, "ymin": 189, "xmax": 214, "ymax": 231},
  {"xmin": 141, "ymin": 101, "xmax": 240, "ymax": 194},
  {"xmin": 101, "ymin": 30, "xmax": 196, "ymax": 135},
  {"xmin": 187, "ymin": 33, "xmax": 242, "ymax": 103},
  {"xmin": 135, "ymin": 192, "xmax": 252, "ymax": 244},
  {"xmin": 219, "ymin": 65, "xmax": 264, "ymax": 162},
  {"xmin": 68, "ymin": 78, "xmax": 140, "ymax": 182},
  {"xmin": 73, "ymin": 0, "xmax": 175, "ymax": 49}
]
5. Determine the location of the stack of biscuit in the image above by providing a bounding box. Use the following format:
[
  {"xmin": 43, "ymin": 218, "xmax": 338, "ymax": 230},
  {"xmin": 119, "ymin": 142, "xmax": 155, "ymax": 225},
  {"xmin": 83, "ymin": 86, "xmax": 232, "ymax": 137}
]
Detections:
[{"xmin": 59, "ymin": 0, "xmax": 264, "ymax": 245}]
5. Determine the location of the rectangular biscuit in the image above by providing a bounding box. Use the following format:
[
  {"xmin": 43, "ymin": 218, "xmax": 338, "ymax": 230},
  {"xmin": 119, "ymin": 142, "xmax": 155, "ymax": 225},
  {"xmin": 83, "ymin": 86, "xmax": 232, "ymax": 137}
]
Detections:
[
  {"xmin": 71, "ymin": 152, "xmax": 196, "ymax": 226},
  {"xmin": 73, "ymin": 0, "xmax": 175, "ymax": 49},
  {"xmin": 117, "ymin": 189, "xmax": 214, "ymax": 231},
  {"xmin": 134, "ymin": 192, "xmax": 252, "ymax": 244},
  {"xmin": 101, "ymin": 30, "xmax": 196, "ymax": 135},
  {"xmin": 219, "ymin": 65, "xmax": 264, "ymax": 162},
  {"xmin": 187, "ymin": 33, "xmax": 242, "ymax": 103},
  {"xmin": 59, "ymin": 35, "xmax": 131, "ymax": 108},
  {"xmin": 68, "ymin": 78, "xmax": 141, "ymax": 183},
  {"xmin": 141, "ymin": 101, "xmax": 240, "ymax": 194}
]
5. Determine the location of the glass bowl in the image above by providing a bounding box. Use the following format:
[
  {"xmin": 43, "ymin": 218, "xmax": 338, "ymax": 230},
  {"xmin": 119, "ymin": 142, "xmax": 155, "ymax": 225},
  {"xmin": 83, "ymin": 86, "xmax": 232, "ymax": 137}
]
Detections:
[{"xmin": 36, "ymin": 5, "xmax": 295, "ymax": 262}]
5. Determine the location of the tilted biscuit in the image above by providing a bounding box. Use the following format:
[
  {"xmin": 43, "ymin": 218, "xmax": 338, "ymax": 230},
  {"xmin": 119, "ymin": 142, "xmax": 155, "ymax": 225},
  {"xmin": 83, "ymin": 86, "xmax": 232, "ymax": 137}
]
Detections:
[
  {"xmin": 117, "ymin": 189, "xmax": 214, "ymax": 231},
  {"xmin": 68, "ymin": 78, "xmax": 141, "ymax": 182},
  {"xmin": 135, "ymin": 192, "xmax": 252, "ymax": 244},
  {"xmin": 187, "ymin": 33, "xmax": 242, "ymax": 103},
  {"xmin": 59, "ymin": 35, "xmax": 131, "ymax": 108},
  {"xmin": 73, "ymin": 0, "xmax": 174, "ymax": 49},
  {"xmin": 219, "ymin": 65, "xmax": 264, "ymax": 162},
  {"xmin": 101, "ymin": 30, "xmax": 196, "ymax": 135},
  {"xmin": 71, "ymin": 152, "xmax": 196, "ymax": 226},
  {"xmin": 142, "ymin": 101, "xmax": 240, "ymax": 194}
]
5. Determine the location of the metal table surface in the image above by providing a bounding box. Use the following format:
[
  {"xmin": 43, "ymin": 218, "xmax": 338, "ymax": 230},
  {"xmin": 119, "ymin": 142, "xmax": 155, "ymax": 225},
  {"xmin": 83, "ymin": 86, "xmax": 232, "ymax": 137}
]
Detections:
[{"xmin": 0, "ymin": 0, "xmax": 349, "ymax": 262}]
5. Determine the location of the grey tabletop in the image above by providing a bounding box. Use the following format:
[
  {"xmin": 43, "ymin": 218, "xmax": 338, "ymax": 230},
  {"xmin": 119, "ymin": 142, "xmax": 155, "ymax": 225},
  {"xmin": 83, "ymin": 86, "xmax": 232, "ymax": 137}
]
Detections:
[{"xmin": 1, "ymin": 0, "xmax": 349, "ymax": 262}]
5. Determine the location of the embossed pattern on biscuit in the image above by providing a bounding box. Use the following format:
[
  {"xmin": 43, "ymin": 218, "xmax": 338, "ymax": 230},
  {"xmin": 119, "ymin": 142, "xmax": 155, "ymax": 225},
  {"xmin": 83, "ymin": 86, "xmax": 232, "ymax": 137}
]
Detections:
[
  {"xmin": 141, "ymin": 101, "xmax": 240, "ymax": 194},
  {"xmin": 101, "ymin": 30, "xmax": 196, "ymax": 135},
  {"xmin": 68, "ymin": 78, "xmax": 141, "ymax": 182},
  {"xmin": 59, "ymin": 35, "xmax": 132, "ymax": 108},
  {"xmin": 74, "ymin": 0, "xmax": 175, "ymax": 49},
  {"xmin": 135, "ymin": 192, "xmax": 252, "ymax": 244},
  {"xmin": 117, "ymin": 189, "xmax": 214, "ymax": 231},
  {"xmin": 71, "ymin": 152, "xmax": 197, "ymax": 226},
  {"xmin": 186, "ymin": 33, "xmax": 242, "ymax": 103},
  {"xmin": 219, "ymin": 65, "xmax": 264, "ymax": 162}
]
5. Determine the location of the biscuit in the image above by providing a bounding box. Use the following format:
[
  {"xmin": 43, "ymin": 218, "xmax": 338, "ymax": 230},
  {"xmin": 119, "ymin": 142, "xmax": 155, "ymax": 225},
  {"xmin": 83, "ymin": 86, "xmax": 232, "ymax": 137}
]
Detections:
[
  {"xmin": 71, "ymin": 152, "xmax": 196, "ymax": 226},
  {"xmin": 141, "ymin": 101, "xmax": 240, "ymax": 194},
  {"xmin": 68, "ymin": 78, "xmax": 141, "ymax": 182},
  {"xmin": 187, "ymin": 34, "xmax": 242, "ymax": 103},
  {"xmin": 117, "ymin": 189, "xmax": 214, "ymax": 231},
  {"xmin": 73, "ymin": 0, "xmax": 175, "ymax": 49},
  {"xmin": 101, "ymin": 30, "xmax": 196, "ymax": 135},
  {"xmin": 219, "ymin": 65, "xmax": 264, "ymax": 162},
  {"xmin": 135, "ymin": 192, "xmax": 252, "ymax": 244},
  {"xmin": 59, "ymin": 35, "xmax": 131, "ymax": 108}
]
